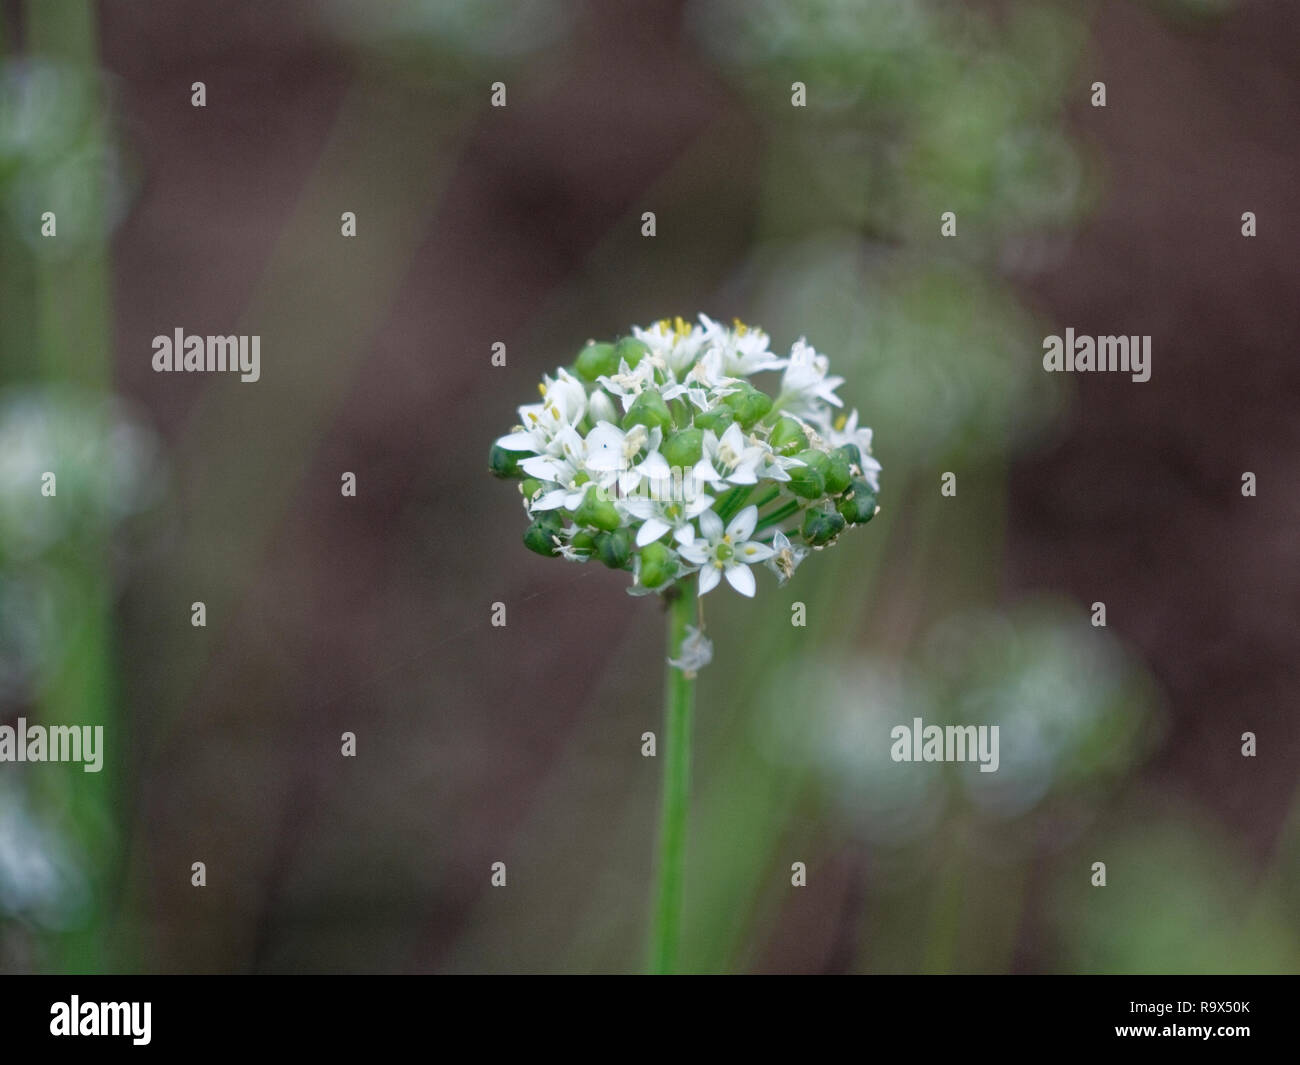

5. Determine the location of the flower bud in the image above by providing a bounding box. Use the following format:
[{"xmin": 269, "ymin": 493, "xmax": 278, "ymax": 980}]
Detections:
[
  {"xmin": 769, "ymin": 416, "xmax": 808, "ymax": 455},
  {"xmin": 837, "ymin": 442, "xmax": 863, "ymax": 468},
  {"xmin": 586, "ymin": 387, "xmax": 618, "ymax": 425},
  {"xmin": 613, "ymin": 336, "xmax": 649, "ymax": 369},
  {"xmin": 801, "ymin": 507, "xmax": 845, "ymax": 546},
  {"xmin": 661, "ymin": 428, "xmax": 704, "ymax": 468},
  {"xmin": 489, "ymin": 443, "xmax": 522, "ymax": 478},
  {"xmin": 637, "ymin": 541, "xmax": 676, "ymax": 588},
  {"xmin": 836, "ymin": 480, "xmax": 878, "ymax": 524},
  {"xmin": 574, "ymin": 485, "xmax": 621, "ymax": 531},
  {"xmin": 520, "ymin": 477, "xmax": 542, "ymax": 499},
  {"xmin": 787, "ymin": 448, "xmax": 829, "ymax": 498},
  {"xmin": 622, "ymin": 390, "xmax": 674, "ymax": 433},
  {"xmin": 524, "ymin": 513, "xmax": 563, "ymax": 556},
  {"xmin": 825, "ymin": 448, "xmax": 853, "ymax": 494},
  {"xmin": 575, "ymin": 341, "xmax": 618, "ymax": 382},
  {"xmin": 722, "ymin": 382, "xmax": 774, "ymax": 428},
  {"xmin": 693, "ymin": 407, "xmax": 734, "ymax": 433},
  {"xmin": 595, "ymin": 526, "xmax": 633, "ymax": 569}
]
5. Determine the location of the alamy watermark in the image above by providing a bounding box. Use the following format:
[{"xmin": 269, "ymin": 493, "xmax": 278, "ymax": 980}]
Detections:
[
  {"xmin": 0, "ymin": 718, "xmax": 103, "ymax": 772},
  {"xmin": 890, "ymin": 717, "xmax": 1000, "ymax": 773},
  {"xmin": 152, "ymin": 328, "xmax": 260, "ymax": 382},
  {"xmin": 1042, "ymin": 329, "xmax": 1151, "ymax": 382}
]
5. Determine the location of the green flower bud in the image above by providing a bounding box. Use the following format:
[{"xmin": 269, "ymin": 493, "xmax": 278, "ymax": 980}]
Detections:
[
  {"xmin": 622, "ymin": 389, "xmax": 674, "ymax": 433},
  {"xmin": 595, "ymin": 526, "xmax": 633, "ymax": 569},
  {"xmin": 574, "ymin": 485, "xmax": 621, "ymax": 532},
  {"xmin": 825, "ymin": 449, "xmax": 853, "ymax": 495},
  {"xmin": 661, "ymin": 428, "xmax": 703, "ymax": 469},
  {"xmin": 570, "ymin": 529, "xmax": 596, "ymax": 554},
  {"xmin": 613, "ymin": 336, "xmax": 649, "ymax": 369},
  {"xmin": 801, "ymin": 507, "xmax": 845, "ymax": 546},
  {"xmin": 669, "ymin": 398, "xmax": 692, "ymax": 429},
  {"xmin": 836, "ymin": 480, "xmax": 878, "ymax": 525},
  {"xmin": 575, "ymin": 341, "xmax": 619, "ymax": 382},
  {"xmin": 794, "ymin": 448, "xmax": 831, "ymax": 477},
  {"xmin": 787, "ymin": 449, "xmax": 829, "ymax": 499},
  {"xmin": 722, "ymin": 383, "xmax": 774, "ymax": 428},
  {"xmin": 836, "ymin": 442, "xmax": 863, "ymax": 469},
  {"xmin": 519, "ymin": 477, "xmax": 542, "ymax": 499},
  {"xmin": 692, "ymin": 407, "xmax": 734, "ymax": 433},
  {"xmin": 524, "ymin": 513, "xmax": 563, "ymax": 556},
  {"xmin": 769, "ymin": 416, "xmax": 808, "ymax": 455},
  {"xmin": 489, "ymin": 444, "xmax": 522, "ymax": 478},
  {"xmin": 638, "ymin": 541, "xmax": 675, "ymax": 587}
]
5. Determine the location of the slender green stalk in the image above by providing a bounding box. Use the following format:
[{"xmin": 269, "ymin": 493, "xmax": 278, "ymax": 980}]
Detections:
[
  {"xmin": 713, "ymin": 485, "xmax": 753, "ymax": 523},
  {"xmin": 649, "ymin": 578, "xmax": 697, "ymax": 973},
  {"xmin": 755, "ymin": 499, "xmax": 801, "ymax": 532}
]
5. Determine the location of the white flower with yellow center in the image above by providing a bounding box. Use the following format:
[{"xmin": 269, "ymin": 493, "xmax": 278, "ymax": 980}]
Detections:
[{"xmin": 678, "ymin": 505, "xmax": 774, "ymax": 597}]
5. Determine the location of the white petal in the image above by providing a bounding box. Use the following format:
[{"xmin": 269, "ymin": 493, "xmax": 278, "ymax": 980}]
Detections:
[
  {"xmin": 531, "ymin": 490, "xmax": 570, "ymax": 511},
  {"xmin": 723, "ymin": 563, "xmax": 756, "ymax": 597},
  {"xmin": 698, "ymin": 564, "xmax": 722, "ymax": 596},
  {"xmin": 692, "ymin": 458, "xmax": 724, "ymax": 487},
  {"xmin": 496, "ymin": 431, "xmax": 540, "ymax": 452},
  {"xmin": 684, "ymin": 493, "xmax": 715, "ymax": 517},
  {"xmin": 737, "ymin": 540, "xmax": 775, "ymax": 563},
  {"xmin": 636, "ymin": 518, "xmax": 671, "ymax": 547},
  {"xmin": 673, "ymin": 523, "xmax": 695, "ymax": 544},
  {"xmin": 720, "ymin": 421, "xmax": 745, "ymax": 452},
  {"xmin": 519, "ymin": 455, "xmax": 565, "ymax": 480},
  {"xmin": 727, "ymin": 505, "xmax": 758, "ymax": 543},
  {"xmin": 678, "ymin": 541, "xmax": 710, "ymax": 565},
  {"xmin": 584, "ymin": 424, "xmax": 626, "ymax": 472},
  {"xmin": 620, "ymin": 497, "xmax": 657, "ymax": 519},
  {"xmin": 637, "ymin": 451, "xmax": 672, "ymax": 480},
  {"xmin": 698, "ymin": 508, "xmax": 724, "ymax": 542}
]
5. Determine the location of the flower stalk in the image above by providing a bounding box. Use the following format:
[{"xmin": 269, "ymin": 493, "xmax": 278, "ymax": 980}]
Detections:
[{"xmin": 649, "ymin": 577, "xmax": 697, "ymax": 974}]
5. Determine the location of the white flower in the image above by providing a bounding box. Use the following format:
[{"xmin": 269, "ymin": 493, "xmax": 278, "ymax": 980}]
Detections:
[
  {"xmin": 699, "ymin": 314, "xmax": 786, "ymax": 376},
  {"xmin": 765, "ymin": 530, "xmax": 809, "ymax": 586},
  {"xmin": 667, "ymin": 624, "xmax": 714, "ymax": 675},
  {"xmin": 619, "ymin": 455, "xmax": 715, "ymax": 546},
  {"xmin": 493, "ymin": 317, "xmax": 882, "ymax": 603},
  {"xmin": 778, "ymin": 338, "xmax": 844, "ymax": 416},
  {"xmin": 584, "ymin": 420, "xmax": 662, "ymax": 494},
  {"xmin": 633, "ymin": 318, "xmax": 707, "ymax": 376},
  {"xmin": 597, "ymin": 357, "xmax": 658, "ymax": 412},
  {"xmin": 678, "ymin": 505, "xmax": 775, "ymax": 597},
  {"xmin": 693, "ymin": 422, "xmax": 769, "ymax": 488}
]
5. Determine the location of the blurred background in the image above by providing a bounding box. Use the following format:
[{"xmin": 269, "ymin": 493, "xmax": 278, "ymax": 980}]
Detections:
[{"xmin": 1, "ymin": 0, "xmax": 1297, "ymax": 973}]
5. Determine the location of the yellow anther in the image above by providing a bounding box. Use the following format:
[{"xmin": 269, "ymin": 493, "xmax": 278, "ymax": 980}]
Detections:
[
  {"xmin": 538, "ymin": 382, "xmax": 548, "ymax": 396},
  {"xmin": 732, "ymin": 318, "xmax": 748, "ymax": 336},
  {"xmin": 834, "ymin": 413, "xmax": 847, "ymax": 432}
]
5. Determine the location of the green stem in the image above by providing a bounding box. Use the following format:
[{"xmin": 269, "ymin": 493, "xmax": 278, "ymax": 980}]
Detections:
[
  {"xmin": 649, "ymin": 577, "xmax": 697, "ymax": 973},
  {"xmin": 713, "ymin": 484, "xmax": 753, "ymax": 523},
  {"xmin": 755, "ymin": 499, "xmax": 801, "ymax": 532}
]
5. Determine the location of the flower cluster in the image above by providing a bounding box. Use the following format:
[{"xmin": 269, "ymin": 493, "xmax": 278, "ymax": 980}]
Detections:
[{"xmin": 491, "ymin": 316, "xmax": 881, "ymax": 599}]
